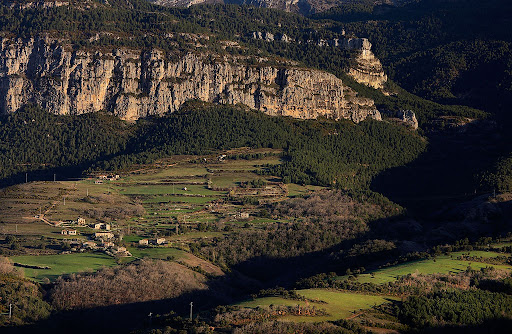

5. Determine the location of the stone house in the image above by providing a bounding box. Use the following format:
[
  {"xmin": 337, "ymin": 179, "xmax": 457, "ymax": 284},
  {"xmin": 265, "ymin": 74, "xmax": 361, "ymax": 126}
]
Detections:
[
  {"xmin": 61, "ymin": 229, "xmax": 77, "ymax": 235},
  {"xmin": 83, "ymin": 241, "xmax": 97, "ymax": 249},
  {"xmin": 95, "ymin": 231, "xmax": 114, "ymax": 239},
  {"xmin": 155, "ymin": 238, "xmax": 166, "ymax": 245}
]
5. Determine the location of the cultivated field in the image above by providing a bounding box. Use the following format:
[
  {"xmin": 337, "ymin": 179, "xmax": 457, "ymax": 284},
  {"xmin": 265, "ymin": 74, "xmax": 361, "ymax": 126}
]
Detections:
[
  {"xmin": 351, "ymin": 250, "xmax": 512, "ymax": 284},
  {"xmin": 2, "ymin": 149, "xmax": 311, "ymax": 282},
  {"xmin": 237, "ymin": 289, "xmax": 398, "ymax": 322}
]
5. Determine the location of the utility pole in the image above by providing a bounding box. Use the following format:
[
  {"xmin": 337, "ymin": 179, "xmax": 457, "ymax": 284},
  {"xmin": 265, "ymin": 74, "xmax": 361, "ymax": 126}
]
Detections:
[
  {"xmin": 63, "ymin": 197, "xmax": 66, "ymax": 206},
  {"xmin": 15, "ymin": 225, "xmax": 17, "ymax": 233},
  {"xmin": 25, "ymin": 173, "xmax": 27, "ymax": 183},
  {"xmin": 54, "ymin": 174, "xmax": 56, "ymax": 182},
  {"xmin": 189, "ymin": 302, "xmax": 193, "ymax": 321},
  {"xmin": 86, "ymin": 188, "xmax": 89, "ymax": 197}
]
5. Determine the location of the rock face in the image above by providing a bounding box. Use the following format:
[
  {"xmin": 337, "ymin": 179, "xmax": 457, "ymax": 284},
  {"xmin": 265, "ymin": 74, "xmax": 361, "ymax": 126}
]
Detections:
[
  {"xmin": 0, "ymin": 37, "xmax": 381, "ymax": 122},
  {"xmin": 383, "ymin": 110, "xmax": 419, "ymax": 129},
  {"xmin": 253, "ymin": 33, "xmax": 388, "ymax": 90},
  {"xmin": 149, "ymin": 0, "xmax": 395, "ymax": 16},
  {"xmin": 344, "ymin": 39, "xmax": 388, "ymax": 90}
]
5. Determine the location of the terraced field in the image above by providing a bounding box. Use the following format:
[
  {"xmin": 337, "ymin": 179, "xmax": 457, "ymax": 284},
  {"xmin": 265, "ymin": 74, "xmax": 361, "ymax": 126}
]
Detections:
[
  {"xmin": 237, "ymin": 289, "xmax": 398, "ymax": 322},
  {"xmin": 351, "ymin": 251, "xmax": 512, "ymax": 284}
]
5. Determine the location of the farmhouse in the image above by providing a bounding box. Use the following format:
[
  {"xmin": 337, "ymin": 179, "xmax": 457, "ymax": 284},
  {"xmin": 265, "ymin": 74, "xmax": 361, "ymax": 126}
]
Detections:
[
  {"xmin": 83, "ymin": 241, "xmax": 97, "ymax": 249},
  {"xmin": 101, "ymin": 241, "xmax": 114, "ymax": 248},
  {"xmin": 112, "ymin": 246, "xmax": 131, "ymax": 257},
  {"xmin": 234, "ymin": 212, "xmax": 250, "ymax": 219},
  {"xmin": 93, "ymin": 223, "xmax": 111, "ymax": 230},
  {"xmin": 95, "ymin": 231, "xmax": 114, "ymax": 239},
  {"xmin": 61, "ymin": 229, "xmax": 77, "ymax": 235},
  {"xmin": 138, "ymin": 239, "xmax": 149, "ymax": 246},
  {"xmin": 155, "ymin": 238, "xmax": 166, "ymax": 245},
  {"xmin": 77, "ymin": 217, "xmax": 86, "ymax": 225}
]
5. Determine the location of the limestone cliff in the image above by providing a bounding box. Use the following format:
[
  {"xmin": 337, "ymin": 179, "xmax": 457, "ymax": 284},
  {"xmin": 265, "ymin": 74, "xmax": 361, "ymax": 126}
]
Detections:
[
  {"xmin": 0, "ymin": 37, "xmax": 380, "ymax": 122},
  {"xmin": 346, "ymin": 40, "xmax": 388, "ymax": 90},
  {"xmin": 252, "ymin": 33, "xmax": 388, "ymax": 90}
]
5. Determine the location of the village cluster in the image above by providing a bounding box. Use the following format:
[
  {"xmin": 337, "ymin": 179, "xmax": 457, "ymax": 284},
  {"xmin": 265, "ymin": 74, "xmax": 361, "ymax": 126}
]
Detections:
[{"xmin": 58, "ymin": 218, "xmax": 168, "ymax": 258}]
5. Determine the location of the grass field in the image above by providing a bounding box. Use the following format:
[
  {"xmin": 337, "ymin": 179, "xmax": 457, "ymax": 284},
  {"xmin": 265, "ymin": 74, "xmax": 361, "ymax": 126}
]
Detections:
[
  {"xmin": 237, "ymin": 289, "xmax": 397, "ymax": 322},
  {"xmin": 1, "ymin": 151, "xmax": 294, "ymax": 282},
  {"xmin": 286, "ymin": 184, "xmax": 326, "ymax": 197},
  {"xmin": 119, "ymin": 184, "xmax": 216, "ymax": 196},
  {"xmin": 122, "ymin": 166, "xmax": 210, "ymax": 182},
  {"xmin": 128, "ymin": 246, "xmax": 188, "ymax": 260},
  {"xmin": 352, "ymin": 251, "xmax": 512, "ymax": 284},
  {"xmin": 210, "ymin": 173, "xmax": 268, "ymax": 188},
  {"xmin": 142, "ymin": 195, "xmax": 216, "ymax": 204},
  {"xmin": 10, "ymin": 253, "xmax": 117, "ymax": 282}
]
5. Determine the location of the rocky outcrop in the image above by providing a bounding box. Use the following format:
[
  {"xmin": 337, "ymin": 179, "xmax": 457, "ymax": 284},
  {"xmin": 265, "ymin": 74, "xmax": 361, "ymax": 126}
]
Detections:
[
  {"xmin": 252, "ymin": 33, "xmax": 387, "ymax": 89},
  {"xmin": 0, "ymin": 37, "xmax": 380, "ymax": 122},
  {"xmin": 314, "ymin": 37, "xmax": 388, "ymax": 89},
  {"xmin": 383, "ymin": 110, "xmax": 418, "ymax": 129},
  {"xmin": 344, "ymin": 39, "xmax": 388, "ymax": 90},
  {"xmin": 4, "ymin": 1, "xmax": 70, "ymax": 9},
  {"xmin": 150, "ymin": 0, "xmax": 221, "ymax": 8},
  {"xmin": 149, "ymin": 0, "xmax": 394, "ymax": 16}
]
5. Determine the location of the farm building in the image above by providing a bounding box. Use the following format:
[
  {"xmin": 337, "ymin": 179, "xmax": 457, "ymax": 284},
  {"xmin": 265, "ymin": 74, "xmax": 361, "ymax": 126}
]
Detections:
[
  {"xmin": 61, "ymin": 229, "xmax": 77, "ymax": 235},
  {"xmin": 95, "ymin": 231, "xmax": 114, "ymax": 239},
  {"xmin": 101, "ymin": 241, "xmax": 114, "ymax": 248},
  {"xmin": 112, "ymin": 246, "xmax": 131, "ymax": 257},
  {"xmin": 138, "ymin": 239, "xmax": 149, "ymax": 246},
  {"xmin": 93, "ymin": 223, "xmax": 111, "ymax": 230},
  {"xmin": 83, "ymin": 241, "xmax": 97, "ymax": 249},
  {"xmin": 77, "ymin": 217, "xmax": 86, "ymax": 225},
  {"xmin": 234, "ymin": 212, "xmax": 250, "ymax": 219},
  {"xmin": 155, "ymin": 238, "xmax": 166, "ymax": 245}
]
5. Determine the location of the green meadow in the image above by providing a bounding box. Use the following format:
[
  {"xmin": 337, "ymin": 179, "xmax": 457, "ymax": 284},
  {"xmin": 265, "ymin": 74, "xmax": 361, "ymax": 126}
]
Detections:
[
  {"xmin": 10, "ymin": 253, "xmax": 117, "ymax": 282},
  {"xmin": 237, "ymin": 289, "xmax": 397, "ymax": 322},
  {"xmin": 353, "ymin": 251, "xmax": 512, "ymax": 284}
]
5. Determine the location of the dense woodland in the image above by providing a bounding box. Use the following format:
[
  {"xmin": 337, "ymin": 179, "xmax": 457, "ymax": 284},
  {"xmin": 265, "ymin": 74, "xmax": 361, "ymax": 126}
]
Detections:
[
  {"xmin": 317, "ymin": 0, "xmax": 512, "ymax": 117},
  {"xmin": 0, "ymin": 103, "xmax": 426, "ymax": 193}
]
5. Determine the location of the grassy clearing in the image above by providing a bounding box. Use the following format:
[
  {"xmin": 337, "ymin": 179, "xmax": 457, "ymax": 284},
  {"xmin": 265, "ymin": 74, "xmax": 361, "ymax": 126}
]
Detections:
[
  {"xmin": 121, "ymin": 184, "xmax": 216, "ymax": 196},
  {"xmin": 287, "ymin": 184, "xmax": 326, "ymax": 197},
  {"xmin": 0, "ymin": 221, "xmax": 80, "ymax": 238},
  {"xmin": 128, "ymin": 247, "xmax": 187, "ymax": 260},
  {"xmin": 210, "ymin": 173, "xmax": 269, "ymax": 188},
  {"xmin": 142, "ymin": 195, "xmax": 216, "ymax": 204},
  {"xmin": 10, "ymin": 253, "xmax": 117, "ymax": 282},
  {"xmin": 208, "ymin": 157, "xmax": 282, "ymax": 171},
  {"xmin": 169, "ymin": 231, "xmax": 225, "ymax": 241},
  {"xmin": 353, "ymin": 251, "xmax": 512, "ymax": 284},
  {"xmin": 237, "ymin": 289, "xmax": 397, "ymax": 322},
  {"xmin": 493, "ymin": 242, "xmax": 512, "ymax": 248},
  {"xmin": 124, "ymin": 166, "xmax": 210, "ymax": 182}
]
